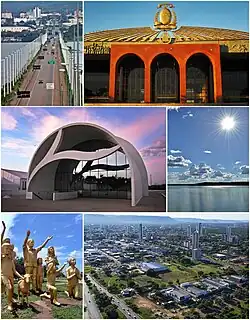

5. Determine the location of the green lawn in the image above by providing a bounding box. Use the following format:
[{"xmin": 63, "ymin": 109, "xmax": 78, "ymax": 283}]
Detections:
[
  {"xmin": 138, "ymin": 307, "xmax": 156, "ymax": 319},
  {"xmin": 1, "ymin": 279, "xmax": 82, "ymax": 319},
  {"xmin": 134, "ymin": 262, "xmax": 221, "ymax": 286},
  {"xmin": 84, "ymin": 265, "xmax": 93, "ymax": 274}
]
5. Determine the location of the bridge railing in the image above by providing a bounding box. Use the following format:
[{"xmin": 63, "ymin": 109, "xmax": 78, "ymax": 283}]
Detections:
[{"xmin": 1, "ymin": 33, "xmax": 47, "ymax": 98}]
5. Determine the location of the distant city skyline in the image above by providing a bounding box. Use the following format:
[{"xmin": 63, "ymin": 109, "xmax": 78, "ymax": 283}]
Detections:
[
  {"xmin": 1, "ymin": 1, "xmax": 82, "ymax": 14},
  {"xmin": 84, "ymin": 212, "xmax": 249, "ymax": 221}
]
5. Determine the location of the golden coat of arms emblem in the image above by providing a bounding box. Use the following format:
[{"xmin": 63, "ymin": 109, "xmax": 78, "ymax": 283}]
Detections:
[{"xmin": 154, "ymin": 3, "xmax": 177, "ymax": 30}]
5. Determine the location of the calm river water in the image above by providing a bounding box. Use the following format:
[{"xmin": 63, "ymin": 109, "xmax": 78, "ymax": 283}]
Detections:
[{"xmin": 168, "ymin": 186, "xmax": 249, "ymax": 212}]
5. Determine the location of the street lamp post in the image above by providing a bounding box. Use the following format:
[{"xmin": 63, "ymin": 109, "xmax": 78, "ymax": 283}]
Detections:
[
  {"xmin": 6, "ymin": 56, "xmax": 9, "ymax": 95},
  {"xmin": 11, "ymin": 53, "xmax": 15, "ymax": 88},
  {"xmin": 3, "ymin": 59, "xmax": 6, "ymax": 97}
]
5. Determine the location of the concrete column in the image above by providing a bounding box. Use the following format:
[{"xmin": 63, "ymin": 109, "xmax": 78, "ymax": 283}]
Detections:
[
  {"xmin": 144, "ymin": 63, "xmax": 151, "ymax": 103},
  {"xmin": 212, "ymin": 59, "xmax": 223, "ymax": 103},
  {"xmin": 109, "ymin": 56, "xmax": 116, "ymax": 101},
  {"xmin": 179, "ymin": 60, "xmax": 187, "ymax": 104}
]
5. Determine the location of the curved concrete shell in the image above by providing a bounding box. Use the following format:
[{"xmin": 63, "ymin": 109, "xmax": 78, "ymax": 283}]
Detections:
[{"xmin": 27, "ymin": 123, "xmax": 148, "ymax": 206}]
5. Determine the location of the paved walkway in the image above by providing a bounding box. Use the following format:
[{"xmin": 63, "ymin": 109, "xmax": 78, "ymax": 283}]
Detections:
[{"xmin": 2, "ymin": 191, "xmax": 166, "ymax": 212}]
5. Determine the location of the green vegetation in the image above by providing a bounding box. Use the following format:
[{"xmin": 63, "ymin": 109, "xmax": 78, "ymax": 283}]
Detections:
[
  {"xmin": 84, "ymin": 264, "xmax": 93, "ymax": 274},
  {"xmin": 137, "ymin": 307, "xmax": 156, "ymax": 319},
  {"xmin": 1, "ymin": 278, "xmax": 82, "ymax": 319},
  {"xmin": 52, "ymin": 305, "xmax": 82, "ymax": 319}
]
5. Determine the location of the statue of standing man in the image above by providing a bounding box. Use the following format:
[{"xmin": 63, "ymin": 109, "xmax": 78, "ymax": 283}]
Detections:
[{"xmin": 23, "ymin": 230, "xmax": 53, "ymax": 293}]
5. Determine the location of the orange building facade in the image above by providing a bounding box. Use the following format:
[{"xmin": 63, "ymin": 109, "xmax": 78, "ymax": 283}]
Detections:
[
  {"xmin": 109, "ymin": 43, "xmax": 222, "ymax": 103},
  {"xmin": 84, "ymin": 4, "xmax": 249, "ymax": 104}
]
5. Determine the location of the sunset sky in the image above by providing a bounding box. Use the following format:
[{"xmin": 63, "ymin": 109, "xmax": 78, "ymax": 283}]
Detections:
[{"xmin": 1, "ymin": 107, "xmax": 166, "ymax": 185}]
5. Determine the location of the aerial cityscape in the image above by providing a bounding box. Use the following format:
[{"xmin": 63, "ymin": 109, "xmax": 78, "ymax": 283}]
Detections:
[
  {"xmin": 1, "ymin": 1, "xmax": 83, "ymax": 106},
  {"xmin": 84, "ymin": 213, "xmax": 249, "ymax": 319}
]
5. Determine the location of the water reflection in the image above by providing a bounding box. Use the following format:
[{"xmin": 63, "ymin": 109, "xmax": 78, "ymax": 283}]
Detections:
[{"xmin": 168, "ymin": 186, "xmax": 249, "ymax": 212}]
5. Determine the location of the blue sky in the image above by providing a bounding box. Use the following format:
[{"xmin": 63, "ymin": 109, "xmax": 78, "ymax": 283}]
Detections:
[
  {"xmin": 168, "ymin": 107, "xmax": 249, "ymax": 184},
  {"xmin": 2, "ymin": 213, "xmax": 83, "ymax": 272},
  {"xmin": 1, "ymin": 107, "xmax": 166, "ymax": 184},
  {"xmin": 84, "ymin": 1, "xmax": 249, "ymax": 33}
]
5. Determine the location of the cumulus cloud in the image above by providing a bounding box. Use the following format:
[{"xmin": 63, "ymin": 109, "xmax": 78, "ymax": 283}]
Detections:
[
  {"xmin": 68, "ymin": 250, "xmax": 82, "ymax": 260},
  {"xmin": 204, "ymin": 150, "xmax": 212, "ymax": 154},
  {"xmin": 217, "ymin": 164, "xmax": 225, "ymax": 170},
  {"xmin": 240, "ymin": 165, "xmax": 249, "ymax": 175},
  {"xmin": 168, "ymin": 155, "xmax": 192, "ymax": 167},
  {"xmin": 211, "ymin": 170, "xmax": 224, "ymax": 178},
  {"xmin": 140, "ymin": 137, "xmax": 166, "ymax": 157},
  {"xmin": 2, "ymin": 111, "xmax": 17, "ymax": 130},
  {"xmin": 235, "ymin": 161, "xmax": 241, "ymax": 165},
  {"xmin": 170, "ymin": 150, "xmax": 182, "ymax": 154},
  {"xmin": 189, "ymin": 163, "xmax": 213, "ymax": 177}
]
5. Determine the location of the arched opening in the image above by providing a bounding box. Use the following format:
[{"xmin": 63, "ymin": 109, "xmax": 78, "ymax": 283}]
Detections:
[
  {"xmin": 151, "ymin": 54, "xmax": 180, "ymax": 103},
  {"xmin": 186, "ymin": 53, "xmax": 214, "ymax": 103},
  {"xmin": 115, "ymin": 54, "xmax": 145, "ymax": 102},
  {"xmin": 54, "ymin": 144, "xmax": 131, "ymax": 200}
]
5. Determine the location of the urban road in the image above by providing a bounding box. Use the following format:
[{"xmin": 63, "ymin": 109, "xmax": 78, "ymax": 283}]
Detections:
[
  {"xmin": 86, "ymin": 274, "xmax": 140, "ymax": 319},
  {"xmin": 10, "ymin": 39, "xmax": 68, "ymax": 106},
  {"xmin": 84, "ymin": 283, "xmax": 102, "ymax": 319}
]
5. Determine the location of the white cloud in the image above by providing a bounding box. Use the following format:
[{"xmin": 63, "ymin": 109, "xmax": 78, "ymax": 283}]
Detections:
[
  {"xmin": 235, "ymin": 161, "xmax": 241, "ymax": 165},
  {"xmin": 182, "ymin": 111, "xmax": 194, "ymax": 119},
  {"xmin": 168, "ymin": 155, "xmax": 192, "ymax": 167},
  {"xmin": 217, "ymin": 164, "xmax": 225, "ymax": 170},
  {"xmin": 170, "ymin": 150, "xmax": 182, "ymax": 154},
  {"xmin": 66, "ymin": 235, "xmax": 74, "ymax": 238},
  {"xmin": 20, "ymin": 108, "xmax": 37, "ymax": 119},
  {"xmin": 204, "ymin": 150, "xmax": 212, "ymax": 154},
  {"xmin": 2, "ymin": 111, "xmax": 17, "ymax": 130},
  {"xmin": 211, "ymin": 170, "xmax": 224, "ymax": 178},
  {"xmin": 1, "ymin": 214, "xmax": 18, "ymax": 241},
  {"xmin": 68, "ymin": 249, "xmax": 82, "ymax": 259},
  {"xmin": 75, "ymin": 214, "xmax": 82, "ymax": 224},
  {"xmin": 240, "ymin": 165, "xmax": 249, "ymax": 175}
]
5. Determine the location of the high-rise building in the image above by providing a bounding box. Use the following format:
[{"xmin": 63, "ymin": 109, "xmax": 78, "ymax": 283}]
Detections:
[
  {"xmin": 226, "ymin": 226, "xmax": 231, "ymax": 242},
  {"xmin": 187, "ymin": 225, "xmax": 191, "ymax": 237},
  {"xmin": 192, "ymin": 230, "xmax": 199, "ymax": 249},
  {"xmin": 192, "ymin": 248, "xmax": 201, "ymax": 260},
  {"xmin": 192, "ymin": 230, "xmax": 200, "ymax": 260},
  {"xmin": 2, "ymin": 12, "xmax": 13, "ymax": 19},
  {"xmin": 139, "ymin": 223, "xmax": 143, "ymax": 241},
  {"xmin": 33, "ymin": 7, "xmax": 41, "ymax": 19},
  {"xmin": 197, "ymin": 222, "xmax": 202, "ymax": 236}
]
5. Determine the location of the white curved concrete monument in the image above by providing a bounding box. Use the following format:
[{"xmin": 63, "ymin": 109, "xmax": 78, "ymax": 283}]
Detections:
[{"xmin": 26, "ymin": 123, "xmax": 148, "ymax": 206}]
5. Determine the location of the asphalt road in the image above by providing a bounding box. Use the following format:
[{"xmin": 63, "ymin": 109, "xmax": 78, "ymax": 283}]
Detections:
[
  {"xmin": 11, "ymin": 38, "xmax": 68, "ymax": 106},
  {"xmin": 84, "ymin": 283, "xmax": 102, "ymax": 319},
  {"xmin": 87, "ymin": 275, "xmax": 140, "ymax": 319}
]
